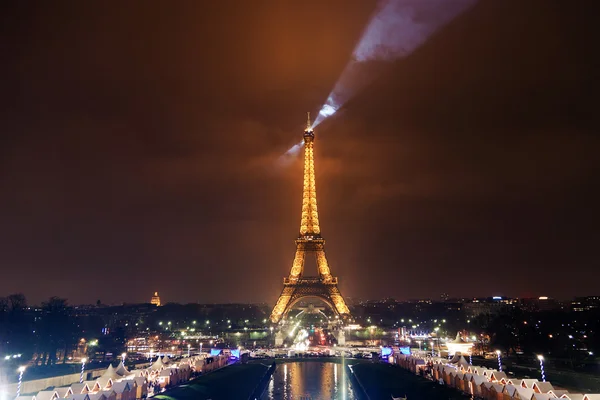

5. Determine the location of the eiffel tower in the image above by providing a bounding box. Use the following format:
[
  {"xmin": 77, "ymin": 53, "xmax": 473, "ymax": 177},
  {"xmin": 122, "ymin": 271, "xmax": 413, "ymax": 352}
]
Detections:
[{"xmin": 270, "ymin": 113, "xmax": 351, "ymax": 324}]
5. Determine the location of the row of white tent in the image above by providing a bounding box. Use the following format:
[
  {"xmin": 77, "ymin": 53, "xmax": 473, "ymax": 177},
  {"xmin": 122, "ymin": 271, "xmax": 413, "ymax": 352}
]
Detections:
[
  {"xmin": 15, "ymin": 354, "xmax": 221, "ymax": 400},
  {"xmin": 393, "ymin": 353, "xmax": 600, "ymax": 400},
  {"xmin": 14, "ymin": 363, "xmax": 145, "ymax": 400}
]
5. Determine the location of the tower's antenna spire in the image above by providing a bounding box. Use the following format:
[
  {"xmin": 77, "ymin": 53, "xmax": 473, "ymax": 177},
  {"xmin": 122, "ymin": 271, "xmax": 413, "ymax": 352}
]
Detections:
[{"xmin": 306, "ymin": 112, "xmax": 312, "ymax": 131}]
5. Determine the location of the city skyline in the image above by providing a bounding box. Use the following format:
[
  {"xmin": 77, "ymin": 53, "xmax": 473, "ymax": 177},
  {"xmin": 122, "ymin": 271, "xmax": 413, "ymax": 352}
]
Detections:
[
  {"xmin": 1, "ymin": 0, "xmax": 598, "ymax": 305},
  {"xmin": 1, "ymin": 291, "xmax": 595, "ymax": 308}
]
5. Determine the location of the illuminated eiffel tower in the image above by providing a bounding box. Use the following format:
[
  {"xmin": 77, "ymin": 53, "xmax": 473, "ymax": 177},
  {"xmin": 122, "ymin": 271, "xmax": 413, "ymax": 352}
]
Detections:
[{"xmin": 270, "ymin": 113, "xmax": 351, "ymax": 324}]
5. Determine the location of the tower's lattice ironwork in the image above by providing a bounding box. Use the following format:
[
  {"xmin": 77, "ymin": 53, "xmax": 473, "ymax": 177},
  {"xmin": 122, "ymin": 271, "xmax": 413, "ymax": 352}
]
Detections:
[{"xmin": 270, "ymin": 114, "xmax": 351, "ymax": 324}]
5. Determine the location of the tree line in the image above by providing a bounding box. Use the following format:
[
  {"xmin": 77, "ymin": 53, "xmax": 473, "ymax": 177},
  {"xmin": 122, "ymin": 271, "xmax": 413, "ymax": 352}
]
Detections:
[{"xmin": 1, "ymin": 294, "xmax": 77, "ymax": 366}]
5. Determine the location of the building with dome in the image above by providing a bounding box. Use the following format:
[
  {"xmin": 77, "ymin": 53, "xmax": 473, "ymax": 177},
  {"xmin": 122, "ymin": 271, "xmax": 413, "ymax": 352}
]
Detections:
[{"xmin": 150, "ymin": 292, "xmax": 161, "ymax": 307}]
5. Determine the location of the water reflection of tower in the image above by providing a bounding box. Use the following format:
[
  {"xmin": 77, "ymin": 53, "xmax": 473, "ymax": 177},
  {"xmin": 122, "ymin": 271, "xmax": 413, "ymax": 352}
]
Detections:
[
  {"xmin": 291, "ymin": 363, "xmax": 303, "ymax": 397},
  {"xmin": 334, "ymin": 363, "xmax": 338, "ymax": 388},
  {"xmin": 283, "ymin": 364, "xmax": 288, "ymax": 398},
  {"xmin": 320, "ymin": 362, "xmax": 334, "ymax": 397},
  {"xmin": 321, "ymin": 363, "xmax": 336, "ymax": 398}
]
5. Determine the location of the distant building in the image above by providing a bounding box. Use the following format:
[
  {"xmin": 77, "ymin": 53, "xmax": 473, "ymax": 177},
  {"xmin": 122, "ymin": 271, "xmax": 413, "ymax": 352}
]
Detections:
[
  {"xmin": 151, "ymin": 292, "xmax": 161, "ymax": 307},
  {"xmin": 443, "ymin": 302, "xmax": 462, "ymax": 312},
  {"xmin": 571, "ymin": 296, "xmax": 600, "ymax": 312},
  {"xmin": 519, "ymin": 296, "xmax": 559, "ymax": 312},
  {"xmin": 462, "ymin": 297, "xmax": 514, "ymax": 318}
]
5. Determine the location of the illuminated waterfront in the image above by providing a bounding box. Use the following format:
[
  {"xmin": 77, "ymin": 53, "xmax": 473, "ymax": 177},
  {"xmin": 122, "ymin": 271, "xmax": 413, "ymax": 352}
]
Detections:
[{"xmin": 261, "ymin": 362, "xmax": 356, "ymax": 400}]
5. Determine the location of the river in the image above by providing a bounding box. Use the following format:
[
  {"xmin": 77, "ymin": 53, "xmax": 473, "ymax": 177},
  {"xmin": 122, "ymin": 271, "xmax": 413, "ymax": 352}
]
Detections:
[{"xmin": 260, "ymin": 361, "xmax": 357, "ymax": 400}]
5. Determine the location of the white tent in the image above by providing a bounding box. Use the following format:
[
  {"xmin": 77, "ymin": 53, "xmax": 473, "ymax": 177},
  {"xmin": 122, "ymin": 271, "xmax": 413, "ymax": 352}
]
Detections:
[
  {"xmin": 150, "ymin": 357, "xmax": 165, "ymax": 371},
  {"xmin": 96, "ymin": 365, "xmax": 120, "ymax": 389},
  {"xmin": 115, "ymin": 362, "xmax": 130, "ymax": 377},
  {"xmin": 54, "ymin": 388, "xmax": 73, "ymax": 398},
  {"xmin": 70, "ymin": 395, "xmax": 90, "ymax": 400}
]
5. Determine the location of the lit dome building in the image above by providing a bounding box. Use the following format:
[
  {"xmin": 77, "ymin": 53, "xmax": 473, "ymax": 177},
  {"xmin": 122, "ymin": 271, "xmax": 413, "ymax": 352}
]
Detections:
[{"xmin": 151, "ymin": 292, "xmax": 161, "ymax": 307}]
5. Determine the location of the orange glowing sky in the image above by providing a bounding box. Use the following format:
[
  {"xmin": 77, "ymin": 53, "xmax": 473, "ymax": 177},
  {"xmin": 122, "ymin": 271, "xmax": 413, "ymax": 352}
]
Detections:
[{"xmin": 0, "ymin": 0, "xmax": 598, "ymax": 304}]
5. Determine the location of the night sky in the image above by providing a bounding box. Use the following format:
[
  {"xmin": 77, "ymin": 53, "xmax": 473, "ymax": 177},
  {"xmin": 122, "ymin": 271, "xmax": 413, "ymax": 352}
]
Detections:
[{"xmin": 1, "ymin": 0, "xmax": 598, "ymax": 305}]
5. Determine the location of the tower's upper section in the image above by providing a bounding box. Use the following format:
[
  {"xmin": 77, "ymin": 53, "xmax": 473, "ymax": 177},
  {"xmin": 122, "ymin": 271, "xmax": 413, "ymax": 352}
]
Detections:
[
  {"xmin": 303, "ymin": 112, "xmax": 315, "ymax": 143},
  {"xmin": 299, "ymin": 112, "xmax": 321, "ymax": 237}
]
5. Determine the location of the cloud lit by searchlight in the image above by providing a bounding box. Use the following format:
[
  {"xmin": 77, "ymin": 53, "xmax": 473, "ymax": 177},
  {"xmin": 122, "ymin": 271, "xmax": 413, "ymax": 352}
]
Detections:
[{"xmin": 311, "ymin": 0, "xmax": 476, "ymax": 129}]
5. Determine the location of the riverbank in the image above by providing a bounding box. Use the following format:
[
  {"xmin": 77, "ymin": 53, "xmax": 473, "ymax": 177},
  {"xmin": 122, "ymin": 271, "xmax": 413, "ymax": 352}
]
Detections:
[
  {"xmin": 249, "ymin": 356, "xmax": 367, "ymax": 366},
  {"xmin": 257, "ymin": 360, "xmax": 358, "ymax": 399},
  {"xmin": 350, "ymin": 363, "xmax": 470, "ymax": 400},
  {"xmin": 153, "ymin": 363, "xmax": 269, "ymax": 400}
]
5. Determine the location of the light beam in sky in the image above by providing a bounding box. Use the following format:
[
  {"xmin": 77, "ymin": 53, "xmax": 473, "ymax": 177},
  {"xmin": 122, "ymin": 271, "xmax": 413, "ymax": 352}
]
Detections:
[
  {"xmin": 278, "ymin": 140, "xmax": 304, "ymax": 166},
  {"xmin": 311, "ymin": 0, "xmax": 476, "ymax": 129},
  {"xmin": 281, "ymin": 0, "xmax": 475, "ymax": 159}
]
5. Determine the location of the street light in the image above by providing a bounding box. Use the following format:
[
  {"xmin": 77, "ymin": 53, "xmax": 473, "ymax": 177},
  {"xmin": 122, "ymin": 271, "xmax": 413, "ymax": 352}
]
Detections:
[
  {"xmin": 537, "ymin": 355, "xmax": 546, "ymax": 382},
  {"xmin": 187, "ymin": 344, "xmax": 191, "ymax": 357},
  {"xmin": 495, "ymin": 350, "xmax": 502, "ymax": 371},
  {"xmin": 16, "ymin": 366, "xmax": 26, "ymax": 397},
  {"xmin": 80, "ymin": 358, "xmax": 87, "ymax": 383}
]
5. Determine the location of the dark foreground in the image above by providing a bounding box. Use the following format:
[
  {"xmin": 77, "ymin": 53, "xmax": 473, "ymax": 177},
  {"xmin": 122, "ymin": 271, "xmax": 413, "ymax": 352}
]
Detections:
[
  {"xmin": 351, "ymin": 363, "xmax": 471, "ymax": 400},
  {"xmin": 260, "ymin": 361, "xmax": 357, "ymax": 399},
  {"xmin": 154, "ymin": 363, "xmax": 269, "ymax": 400},
  {"xmin": 154, "ymin": 360, "xmax": 472, "ymax": 400}
]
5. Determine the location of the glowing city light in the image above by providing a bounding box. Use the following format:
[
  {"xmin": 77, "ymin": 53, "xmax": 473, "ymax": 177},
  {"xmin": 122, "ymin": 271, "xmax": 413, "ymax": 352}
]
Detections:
[
  {"xmin": 537, "ymin": 355, "xmax": 546, "ymax": 382},
  {"xmin": 80, "ymin": 358, "xmax": 87, "ymax": 383},
  {"xmin": 16, "ymin": 366, "xmax": 26, "ymax": 397},
  {"xmin": 496, "ymin": 350, "xmax": 502, "ymax": 371}
]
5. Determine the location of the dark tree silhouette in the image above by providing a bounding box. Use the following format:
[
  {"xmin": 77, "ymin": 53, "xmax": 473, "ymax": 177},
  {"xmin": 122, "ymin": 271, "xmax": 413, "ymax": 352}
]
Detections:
[
  {"xmin": 36, "ymin": 297, "xmax": 77, "ymax": 366},
  {"xmin": 0, "ymin": 293, "xmax": 34, "ymax": 361}
]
